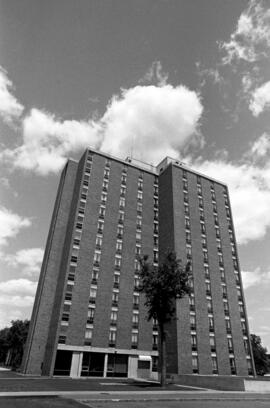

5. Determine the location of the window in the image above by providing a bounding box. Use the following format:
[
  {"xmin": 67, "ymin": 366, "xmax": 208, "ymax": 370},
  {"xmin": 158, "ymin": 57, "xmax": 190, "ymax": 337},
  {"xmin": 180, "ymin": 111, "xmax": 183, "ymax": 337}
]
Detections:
[
  {"xmin": 134, "ymin": 277, "xmax": 140, "ymax": 290},
  {"xmin": 93, "ymin": 252, "xmax": 101, "ymax": 265},
  {"xmin": 62, "ymin": 313, "xmax": 69, "ymax": 322},
  {"xmin": 153, "ymin": 333, "xmax": 158, "ymax": 346},
  {"xmin": 116, "ymin": 241, "xmax": 122, "ymax": 253},
  {"xmin": 136, "ymin": 217, "xmax": 142, "ymax": 230},
  {"xmin": 109, "ymin": 330, "xmax": 116, "ymax": 343},
  {"xmin": 191, "ymin": 334, "xmax": 197, "ymax": 349},
  {"xmin": 58, "ymin": 335, "xmax": 66, "ymax": 344},
  {"xmin": 92, "ymin": 269, "xmax": 99, "ymax": 283},
  {"xmin": 186, "ymin": 231, "xmax": 191, "ymax": 244},
  {"xmin": 137, "ymin": 191, "xmax": 143, "ymax": 201},
  {"xmin": 225, "ymin": 319, "xmax": 231, "ymax": 333},
  {"xmin": 182, "ymin": 170, "xmax": 187, "ymax": 179},
  {"xmin": 189, "ymin": 296, "xmax": 195, "ymax": 311},
  {"xmin": 132, "ymin": 313, "xmax": 139, "ymax": 325},
  {"xmin": 229, "ymin": 357, "xmax": 236, "ymax": 374},
  {"xmin": 183, "ymin": 180, "xmax": 188, "ymax": 191},
  {"xmin": 120, "ymin": 186, "xmax": 126, "ymax": 196},
  {"xmin": 201, "ymin": 222, "xmax": 206, "ymax": 235},
  {"xmin": 244, "ymin": 338, "xmax": 249, "ymax": 354},
  {"xmin": 118, "ymin": 212, "xmax": 124, "ymax": 224},
  {"xmin": 228, "ymin": 337, "xmax": 233, "ymax": 352},
  {"xmin": 137, "ymin": 202, "xmax": 142, "ymax": 213},
  {"xmin": 132, "ymin": 333, "xmax": 138, "ymax": 345},
  {"xmin": 222, "ymin": 285, "xmax": 227, "ymax": 298},
  {"xmin": 184, "ymin": 192, "xmax": 188, "ymax": 203},
  {"xmin": 210, "ymin": 335, "xmax": 216, "ymax": 351},
  {"xmin": 117, "ymin": 226, "xmax": 123, "ymax": 238},
  {"xmin": 97, "ymin": 220, "xmax": 104, "ymax": 233},
  {"xmin": 119, "ymin": 197, "xmax": 125, "ymax": 209},
  {"xmin": 192, "ymin": 355, "xmax": 199, "ymax": 373},
  {"xmin": 198, "ymin": 197, "xmax": 203, "ymax": 208},
  {"xmin": 153, "ymin": 250, "xmax": 158, "ymax": 263},
  {"xmin": 204, "ymin": 265, "xmax": 210, "ymax": 278},
  {"xmin": 201, "ymin": 236, "xmax": 207, "ymax": 248},
  {"xmin": 207, "ymin": 299, "xmax": 213, "ymax": 313},
  {"xmin": 206, "ymin": 282, "xmax": 211, "ymax": 296},
  {"xmin": 186, "ymin": 246, "xmax": 192, "ymax": 260},
  {"xmin": 121, "ymin": 174, "xmax": 127, "ymax": 185},
  {"xmin": 96, "ymin": 236, "xmax": 102, "ymax": 249},
  {"xmin": 184, "ymin": 204, "xmax": 189, "ymax": 215},
  {"xmin": 203, "ymin": 251, "xmax": 208, "ymax": 263},
  {"xmin": 102, "ymin": 180, "xmax": 109, "ymax": 191},
  {"xmin": 224, "ymin": 301, "xmax": 229, "ymax": 315},
  {"xmin": 136, "ymin": 231, "xmax": 141, "ymax": 241},
  {"xmin": 110, "ymin": 311, "xmax": 117, "ymax": 323},
  {"xmin": 138, "ymin": 180, "xmax": 143, "ymax": 190},
  {"xmin": 87, "ymin": 308, "xmax": 95, "ymax": 323},
  {"xmin": 90, "ymin": 288, "xmax": 97, "ymax": 299},
  {"xmin": 65, "ymin": 293, "xmax": 72, "ymax": 301},
  {"xmin": 241, "ymin": 321, "xmax": 247, "ymax": 335},
  {"xmin": 211, "ymin": 356, "xmax": 218, "ymax": 374},
  {"xmin": 133, "ymin": 294, "xmax": 139, "ymax": 308},
  {"xmin": 112, "ymin": 292, "xmax": 119, "ymax": 304},
  {"xmin": 104, "ymin": 168, "xmax": 110, "ymax": 179},
  {"xmin": 185, "ymin": 217, "xmax": 190, "ymax": 229},
  {"xmin": 115, "ymin": 257, "xmax": 121, "ymax": 267},
  {"xmin": 209, "ymin": 316, "xmax": 214, "ymax": 332},
  {"xmin": 190, "ymin": 315, "xmax": 196, "ymax": 330}
]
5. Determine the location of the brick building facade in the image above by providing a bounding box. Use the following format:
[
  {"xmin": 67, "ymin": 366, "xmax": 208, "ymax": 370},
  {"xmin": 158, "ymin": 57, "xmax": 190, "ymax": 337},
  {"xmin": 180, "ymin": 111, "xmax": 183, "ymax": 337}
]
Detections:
[{"xmin": 22, "ymin": 149, "xmax": 255, "ymax": 379}]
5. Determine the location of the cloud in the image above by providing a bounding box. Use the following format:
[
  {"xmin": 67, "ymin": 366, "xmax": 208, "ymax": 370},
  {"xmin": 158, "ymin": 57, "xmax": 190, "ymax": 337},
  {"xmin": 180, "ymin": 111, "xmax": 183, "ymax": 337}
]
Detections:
[
  {"xmin": 242, "ymin": 268, "xmax": 270, "ymax": 289},
  {"xmin": 0, "ymin": 206, "xmax": 31, "ymax": 247},
  {"xmin": 249, "ymin": 132, "xmax": 270, "ymax": 158},
  {"xmin": 0, "ymin": 309, "xmax": 23, "ymax": 329},
  {"xmin": 139, "ymin": 61, "xmax": 169, "ymax": 86},
  {"xmin": 0, "ymin": 279, "xmax": 37, "ymax": 328},
  {"xmin": 0, "ymin": 278, "xmax": 37, "ymax": 296},
  {"xmin": 249, "ymin": 80, "xmax": 270, "ymax": 116},
  {"xmin": 100, "ymin": 84, "xmax": 203, "ymax": 165},
  {"xmin": 3, "ymin": 247, "xmax": 44, "ymax": 276},
  {"xmin": 1, "ymin": 78, "xmax": 203, "ymax": 174},
  {"xmin": 0, "ymin": 67, "xmax": 24, "ymax": 124},
  {"xmin": 220, "ymin": 0, "xmax": 270, "ymax": 64},
  {"xmin": 192, "ymin": 151, "xmax": 270, "ymax": 245},
  {"xmin": 1, "ymin": 108, "xmax": 102, "ymax": 175},
  {"xmin": 195, "ymin": 62, "xmax": 223, "ymax": 87}
]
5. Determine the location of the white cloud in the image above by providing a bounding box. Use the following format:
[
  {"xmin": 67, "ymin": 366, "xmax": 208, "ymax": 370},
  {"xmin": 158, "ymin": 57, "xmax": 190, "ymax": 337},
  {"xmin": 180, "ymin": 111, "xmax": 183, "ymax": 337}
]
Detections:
[
  {"xmin": 1, "ymin": 80, "xmax": 203, "ymax": 174},
  {"xmin": 139, "ymin": 61, "xmax": 169, "ymax": 86},
  {"xmin": 0, "ymin": 279, "xmax": 36, "ymax": 328},
  {"xmin": 192, "ymin": 155, "xmax": 270, "ymax": 245},
  {"xmin": 0, "ymin": 206, "xmax": 31, "ymax": 247},
  {"xmin": 0, "ymin": 278, "xmax": 37, "ymax": 296},
  {"xmin": 250, "ymin": 132, "xmax": 270, "ymax": 157},
  {"xmin": 220, "ymin": 0, "xmax": 270, "ymax": 64},
  {"xmin": 4, "ymin": 247, "xmax": 44, "ymax": 276},
  {"xmin": 0, "ymin": 309, "xmax": 23, "ymax": 329},
  {"xmin": 249, "ymin": 80, "xmax": 270, "ymax": 116},
  {"xmin": 0, "ymin": 66, "xmax": 24, "ymax": 124},
  {"xmin": 242, "ymin": 268, "xmax": 270, "ymax": 289},
  {"xmin": 100, "ymin": 84, "xmax": 203, "ymax": 165},
  {"xmin": 1, "ymin": 108, "xmax": 102, "ymax": 175}
]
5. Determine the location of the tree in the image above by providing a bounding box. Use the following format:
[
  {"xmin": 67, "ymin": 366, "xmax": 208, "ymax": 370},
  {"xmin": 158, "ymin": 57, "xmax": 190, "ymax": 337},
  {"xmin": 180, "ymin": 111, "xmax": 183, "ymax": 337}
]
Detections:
[
  {"xmin": 250, "ymin": 334, "xmax": 269, "ymax": 376},
  {"xmin": 139, "ymin": 251, "xmax": 191, "ymax": 386},
  {"xmin": 0, "ymin": 320, "xmax": 29, "ymax": 370}
]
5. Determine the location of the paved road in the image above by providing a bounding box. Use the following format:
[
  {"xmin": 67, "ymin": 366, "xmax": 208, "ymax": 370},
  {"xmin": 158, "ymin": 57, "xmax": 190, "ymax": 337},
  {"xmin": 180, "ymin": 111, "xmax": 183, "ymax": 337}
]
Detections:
[{"xmin": 1, "ymin": 395, "xmax": 270, "ymax": 408}]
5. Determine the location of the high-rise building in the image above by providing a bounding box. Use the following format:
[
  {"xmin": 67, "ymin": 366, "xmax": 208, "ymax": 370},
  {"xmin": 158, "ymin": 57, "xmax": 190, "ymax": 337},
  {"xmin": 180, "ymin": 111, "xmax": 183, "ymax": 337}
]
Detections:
[{"xmin": 22, "ymin": 148, "xmax": 255, "ymax": 379}]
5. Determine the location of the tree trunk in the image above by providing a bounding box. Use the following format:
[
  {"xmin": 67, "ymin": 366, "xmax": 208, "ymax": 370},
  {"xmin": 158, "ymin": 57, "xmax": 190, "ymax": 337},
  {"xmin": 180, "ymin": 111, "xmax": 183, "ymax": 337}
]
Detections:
[{"xmin": 159, "ymin": 324, "xmax": 166, "ymax": 387}]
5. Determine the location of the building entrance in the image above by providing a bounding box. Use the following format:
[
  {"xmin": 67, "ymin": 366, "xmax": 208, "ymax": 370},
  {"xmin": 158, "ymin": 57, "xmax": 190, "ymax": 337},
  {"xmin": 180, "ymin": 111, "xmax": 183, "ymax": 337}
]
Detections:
[
  {"xmin": 81, "ymin": 352, "xmax": 104, "ymax": 377},
  {"xmin": 107, "ymin": 353, "xmax": 128, "ymax": 377}
]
